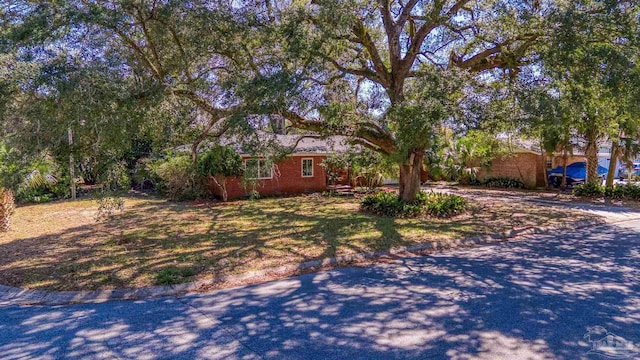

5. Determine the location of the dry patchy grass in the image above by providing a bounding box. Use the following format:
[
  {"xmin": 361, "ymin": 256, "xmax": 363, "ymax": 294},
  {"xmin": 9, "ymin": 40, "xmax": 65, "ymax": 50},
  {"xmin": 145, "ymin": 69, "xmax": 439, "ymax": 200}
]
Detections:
[{"xmin": 0, "ymin": 194, "xmax": 599, "ymax": 290}]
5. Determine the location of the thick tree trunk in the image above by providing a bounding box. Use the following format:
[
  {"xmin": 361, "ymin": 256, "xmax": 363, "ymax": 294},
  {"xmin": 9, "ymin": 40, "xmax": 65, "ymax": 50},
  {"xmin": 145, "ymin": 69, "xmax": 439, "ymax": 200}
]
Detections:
[
  {"xmin": 605, "ymin": 140, "xmax": 619, "ymax": 189},
  {"xmin": 398, "ymin": 150, "xmax": 424, "ymax": 202},
  {"xmin": 191, "ymin": 142, "xmax": 200, "ymax": 164},
  {"xmin": 585, "ymin": 139, "xmax": 600, "ymax": 186}
]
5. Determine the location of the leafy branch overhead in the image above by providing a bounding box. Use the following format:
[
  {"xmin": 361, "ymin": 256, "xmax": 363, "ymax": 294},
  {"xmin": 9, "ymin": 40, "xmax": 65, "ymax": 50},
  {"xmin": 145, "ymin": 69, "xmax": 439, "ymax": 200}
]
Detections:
[{"xmin": 1, "ymin": 0, "xmax": 638, "ymax": 202}]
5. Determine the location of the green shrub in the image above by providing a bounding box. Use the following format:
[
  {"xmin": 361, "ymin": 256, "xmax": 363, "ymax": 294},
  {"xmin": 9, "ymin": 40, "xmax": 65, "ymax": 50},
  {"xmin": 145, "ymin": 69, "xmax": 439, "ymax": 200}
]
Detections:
[
  {"xmin": 321, "ymin": 189, "xmax": 340, "ymax": 197},
  {"xmin": 620, "ymin": 184, "xmax": 640, "ymax": 199},
  {"xmin": 153, "ymin": 156, "xmax": 203, "ymax": 200},
  {"xmin": 16, "ymin": 190, "xmax": 55, "ymax": 203},
  {"xmin": 361, "ymin": 191, "xmax": 408, "ymax": 217},
  {"xmin": 319, "ymin": 154, "xmax": 348, "ymax": 185},
  {"xmin": 155, "ymin": 266, "xmax": 196, "ymax": 285},
  {"xmin": 577, "ymin": 184, "xmax": 640, "ymax": 200},
  {"xmin": 50, "ymin": 175, "xmax": 71, "ymax": 199},
  {"xmin": 573, "ymin": 183, "xmax": 604, "ymax": 197},
  {"xmin": 483, "ymin": 177, "xmax": 525, "ymax": 189},
  {"xmin": 0, "ymin": 188, "xmax": 15, "ymax": 232},
  {"xmin": 197, "ymin": 145, "xmax": 242, "ymax": 202},
  {"xmin": 361, "ymin": 191, "xmax": 467, "ymax": 218},
  {"xmin": 601, "ymin": 184, "xmax": 640, "ymax": 200},
  {"xmin": 131, "ymin": 159, "xmax": 151, "ymax": 190},
  {"xmin": 423, "ymin": 192, "xmax": 468, "ymax": 218},
  {"xmin": 248, "ymin": 189, "xmax": 261, "ymax": 200},
  {"xmin": 131, "ymin": 158, "xmax": 164, "ymax": 191},
  {"xmin": 322, "ymin": 189, "xmax": 360, "ymax": 198},
  {"xmin": 98, "ymin": 161, "xmax": 131, "ymax": 191},
  {"xmin": 604, "ymin": 186, "xmax": 624, "ymax": 200},
  {"xmin": 15, "ymin": 170, "xmax": 66, "ymax": 203},
  {"xmin": 468, "ymin": 178, "xmax": 482, "ymax": 186},
  {"xmin": 348, "ymin": 149, "xmax": 396, "ymax": 189},
  {"xmin": 95, "ymin": 195, "xmax": 125, "ymax": 222}
]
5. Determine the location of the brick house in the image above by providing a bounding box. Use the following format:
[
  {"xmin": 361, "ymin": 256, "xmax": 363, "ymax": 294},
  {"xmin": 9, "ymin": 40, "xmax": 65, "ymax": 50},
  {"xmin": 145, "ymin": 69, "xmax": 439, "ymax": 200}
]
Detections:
[
  {"xmin": 208, "ymin": 134, "xmax": 613, "ymax": 196},
  {"xmin": 208, "ymin": 135, "xmax": 349, "ymax": 199}
]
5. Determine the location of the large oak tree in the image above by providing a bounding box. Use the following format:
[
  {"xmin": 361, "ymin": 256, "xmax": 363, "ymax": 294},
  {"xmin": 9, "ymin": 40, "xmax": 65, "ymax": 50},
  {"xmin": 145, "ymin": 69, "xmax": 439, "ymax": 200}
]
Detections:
[
  {"xmin": 251, "ymin": 0, "xmax": 551, "ymax": 201},
  {"xmin": 4, "ymin": 0, "xmax": 637, "ymax": 201}
]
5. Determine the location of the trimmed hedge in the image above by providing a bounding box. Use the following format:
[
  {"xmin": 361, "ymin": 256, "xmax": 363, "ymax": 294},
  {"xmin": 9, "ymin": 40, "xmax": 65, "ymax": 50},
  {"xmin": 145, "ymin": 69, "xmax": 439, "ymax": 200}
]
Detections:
[
  {"xmin": 361, "ymin": 191, "xmax": 467, "ymax": 218},
  {"xmin": 572, "ymin": 183, "xmax": 604, "ymax": 198},
  {"xmin": 573, "ymin": 183, "xmax": 640, "ymax": 200},
  {"xmin": 483, "ymin": 177, "xmax": 525, "ymax": 189}
]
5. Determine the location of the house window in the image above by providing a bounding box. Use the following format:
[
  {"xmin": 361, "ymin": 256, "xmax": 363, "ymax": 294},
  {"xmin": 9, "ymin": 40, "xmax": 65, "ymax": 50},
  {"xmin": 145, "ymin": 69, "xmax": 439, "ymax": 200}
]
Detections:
[
  {"xmin": 245, "ymin": 159, "xmax": 273, "ymax": 179},
  {"xmin": 302, "ymin": 158, "xmax": 314, "ymax": 177},
  {"xmin": 546, "ymin": 158, "xmax": 553, "ymax": 169}
]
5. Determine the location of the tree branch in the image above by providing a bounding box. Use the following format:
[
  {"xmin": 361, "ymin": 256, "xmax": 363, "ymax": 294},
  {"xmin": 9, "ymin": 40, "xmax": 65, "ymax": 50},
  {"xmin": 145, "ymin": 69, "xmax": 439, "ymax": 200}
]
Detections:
[
  {"xmin": 397, "ymin": 0, "xmax": 419, "ymax": 28},
  {"xmin": 151, "ymin": 17, "xmax": 194, "ymax": 82},
  {"xmin": 323, "ymin": 55, "xmax": 382, "ymax": 85},
  {"xmin": 351, "ymin": 20, "xmax": 391, "ymax": 87},
  {"xmin": 110, "ymin": 27, "xmax": 162, "ymax": 78},
  {"xmin": 135, "ymin": 8, "xmax": 165, "ymax": 78},
  {"xmin": 279, "ymin": 110, "xmax": 397, "ymax": 154}
]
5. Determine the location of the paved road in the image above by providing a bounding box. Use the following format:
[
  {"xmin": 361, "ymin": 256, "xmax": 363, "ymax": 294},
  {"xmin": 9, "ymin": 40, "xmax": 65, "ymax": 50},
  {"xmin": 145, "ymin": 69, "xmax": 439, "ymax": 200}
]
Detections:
[{"xmin": 2, "ymin": 221, "xmax": 640, "ymax": 359}]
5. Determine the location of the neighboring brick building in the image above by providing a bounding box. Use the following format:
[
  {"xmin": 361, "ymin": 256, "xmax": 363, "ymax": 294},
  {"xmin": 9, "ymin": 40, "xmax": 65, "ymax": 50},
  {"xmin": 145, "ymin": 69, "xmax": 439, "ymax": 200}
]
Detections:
[
  {"xmin": 477, "ymin": 149, "xmax": 547, "ymax": 188},
  {"xmin": 208, "ymin": 135, "xmax": 349, "ymax": 199},
  {"xmin": 477, "ymin": 140, "xmax": 612, "ymax": 188}
]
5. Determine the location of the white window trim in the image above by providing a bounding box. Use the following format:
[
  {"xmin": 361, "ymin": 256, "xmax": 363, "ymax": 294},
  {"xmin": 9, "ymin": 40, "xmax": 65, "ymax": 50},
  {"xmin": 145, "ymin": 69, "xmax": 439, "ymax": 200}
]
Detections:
[
  {"xmin": 245, "ymin": 159, "xmax": 273, "ymax": 180},
  {"xmin": 302, "ymin": 158, "xmax": 314, "ymax": 177}
]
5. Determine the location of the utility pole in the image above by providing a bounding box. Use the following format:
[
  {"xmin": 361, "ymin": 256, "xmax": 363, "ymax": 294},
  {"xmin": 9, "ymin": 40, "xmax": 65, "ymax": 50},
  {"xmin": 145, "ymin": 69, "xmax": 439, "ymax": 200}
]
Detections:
[{"xmin": 68, "ymin": 127, "xmax": 76, "ymax": 200}]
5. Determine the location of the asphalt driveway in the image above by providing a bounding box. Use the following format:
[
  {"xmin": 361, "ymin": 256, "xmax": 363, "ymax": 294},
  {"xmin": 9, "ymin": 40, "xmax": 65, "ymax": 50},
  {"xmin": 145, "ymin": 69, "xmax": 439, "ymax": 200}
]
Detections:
[{"xmin": 1, "ymin": 221, "xmax": 639, "ymax": 359}]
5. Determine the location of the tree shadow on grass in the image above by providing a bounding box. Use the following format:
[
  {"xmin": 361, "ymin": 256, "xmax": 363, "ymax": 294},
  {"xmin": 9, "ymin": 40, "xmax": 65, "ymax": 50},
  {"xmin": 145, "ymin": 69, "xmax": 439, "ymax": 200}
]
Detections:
[
  {"xmin": 0, "ymin": 196, "xmax": 602, "ymax": 290},
  {"xmin": 1, "ymin": 224, "xmax": 639, "ymax": 359}
]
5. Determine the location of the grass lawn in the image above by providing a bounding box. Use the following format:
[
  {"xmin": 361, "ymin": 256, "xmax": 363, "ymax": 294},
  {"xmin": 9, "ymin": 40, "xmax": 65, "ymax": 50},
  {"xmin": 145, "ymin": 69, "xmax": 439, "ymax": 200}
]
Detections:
[{"xmin": 0, "ymin": 193, "xmax": 600, "ymax": 290}]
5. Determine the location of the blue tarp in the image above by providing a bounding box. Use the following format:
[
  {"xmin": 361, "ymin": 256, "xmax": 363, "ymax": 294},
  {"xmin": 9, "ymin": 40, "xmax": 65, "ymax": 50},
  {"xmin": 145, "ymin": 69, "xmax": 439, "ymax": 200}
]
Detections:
[{"xmin": 547, "ymin": 162, "xmax": 608, "ymax": 180}]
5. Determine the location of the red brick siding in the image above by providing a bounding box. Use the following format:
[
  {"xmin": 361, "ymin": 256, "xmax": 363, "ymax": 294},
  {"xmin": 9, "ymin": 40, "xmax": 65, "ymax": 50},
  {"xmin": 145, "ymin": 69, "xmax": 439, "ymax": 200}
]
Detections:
[
  {"xmin": 478, "ymin": 152, "xmax": 546, "ymax": 188},
  {"xmin": 209, "ymin": 155, "xmax": 328, "ymax": 199}
]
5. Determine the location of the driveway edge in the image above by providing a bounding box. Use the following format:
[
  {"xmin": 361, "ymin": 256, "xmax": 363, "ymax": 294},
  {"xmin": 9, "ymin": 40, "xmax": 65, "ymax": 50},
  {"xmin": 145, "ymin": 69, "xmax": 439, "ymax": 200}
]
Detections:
[{"xmin": 0, "ymin": 217, "xmax": 614, "ymax": 306}]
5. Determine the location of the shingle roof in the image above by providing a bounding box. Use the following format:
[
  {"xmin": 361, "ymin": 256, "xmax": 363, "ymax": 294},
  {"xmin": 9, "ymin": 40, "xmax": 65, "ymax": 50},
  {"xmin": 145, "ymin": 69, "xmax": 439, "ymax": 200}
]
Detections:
[
  {"xmin": 174, "ymin": 132, "xmax": 354, "ymax": 156},
  {"xmin": 257, "ymin": 134, "xmax": 352, "ymax": 154}
]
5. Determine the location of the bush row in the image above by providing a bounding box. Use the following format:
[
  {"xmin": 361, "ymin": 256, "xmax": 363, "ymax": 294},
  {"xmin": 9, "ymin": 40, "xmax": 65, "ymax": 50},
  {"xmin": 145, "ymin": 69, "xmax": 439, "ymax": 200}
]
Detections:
[
  {"xmin": 482, "ymin": 177, "xmax": 525, "ymax": 189},
  {"xmin": 360, "ymin": 191, "xmax": 467, "ymax": 218},
  {"xmin": 573, "ymin": 183, "xmax": 640, "ymax": 200}
]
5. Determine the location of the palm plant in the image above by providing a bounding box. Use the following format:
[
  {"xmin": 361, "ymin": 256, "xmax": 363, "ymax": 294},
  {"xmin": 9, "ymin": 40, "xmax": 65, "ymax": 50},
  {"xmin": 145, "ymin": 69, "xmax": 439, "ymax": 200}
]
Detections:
[{"xmin": 617, "ymin": 135, "xmax": 640, "ymax": 182}]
